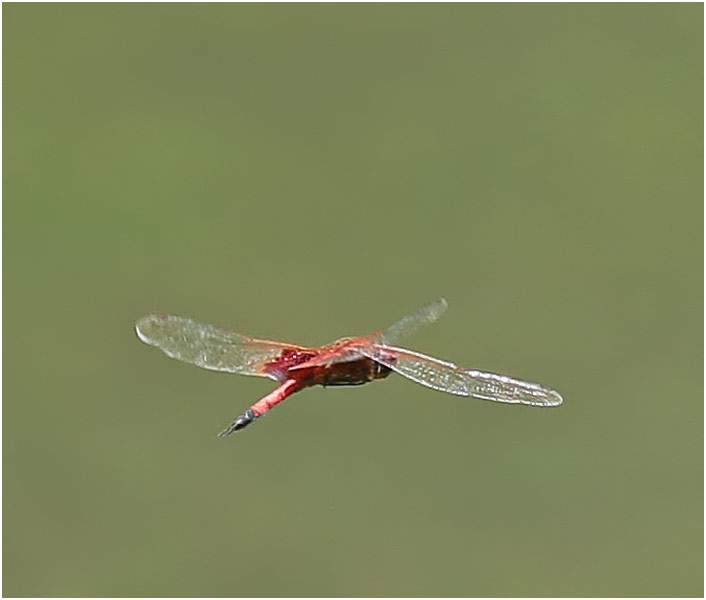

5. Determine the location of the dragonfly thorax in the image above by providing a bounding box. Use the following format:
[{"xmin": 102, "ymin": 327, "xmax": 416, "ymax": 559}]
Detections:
[{"xmin": 294, "ymin": 356, "xmax": 392, "ymax": 388}]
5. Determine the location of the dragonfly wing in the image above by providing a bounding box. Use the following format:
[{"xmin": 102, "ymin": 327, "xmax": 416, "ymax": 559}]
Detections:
[
  {"xmin": 293, "ymin": 298, "xmax": 449, "ymax": 370},
  {"xmin": 358, "ymin": 344, "xmax": 563, "ymax": 407},
  {"xmin": 367, "ymin": 298, "xmax": 448, "ymax": 346},
  {"xmin": 135, "ymin": 314, "xmax": 309, "ymax": 379}
]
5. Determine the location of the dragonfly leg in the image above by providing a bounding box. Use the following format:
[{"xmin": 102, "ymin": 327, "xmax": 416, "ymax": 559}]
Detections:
[{"xmin": 217, "ymin": 379, "xmax": 300, "ymax": 436}]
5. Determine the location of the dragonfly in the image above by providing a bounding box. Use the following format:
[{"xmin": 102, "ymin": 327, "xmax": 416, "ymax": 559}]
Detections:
[{"xmin": 135, "ymin": 299, "xmax": 563, "ymax": 436}]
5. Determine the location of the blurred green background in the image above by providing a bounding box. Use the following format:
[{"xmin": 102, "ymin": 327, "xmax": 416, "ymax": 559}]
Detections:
[{"xmin": 3, "ymin": 3, "xmax": 703, "ymax": 597}]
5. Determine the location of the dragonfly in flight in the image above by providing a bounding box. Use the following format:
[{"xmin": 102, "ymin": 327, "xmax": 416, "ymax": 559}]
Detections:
[{"xmin": 135, "ymin": 299, "xmax": 563, "ymax": 436}]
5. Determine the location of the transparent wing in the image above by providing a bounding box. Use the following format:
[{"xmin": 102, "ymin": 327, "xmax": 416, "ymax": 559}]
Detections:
[
  {"xmin": 366, "ymin": 298, "xmax": 448, "ymax": 346},
  {"xmin": 358, "ymin": 345, "xmax": 564, "ymax": 407},
  {"xmin": 135, "ymin": 314, "xmax": 312, "ymax": 379},
  {"xmin": 290, "ymin": 298, "xmax": 449, "ymax": 371}
]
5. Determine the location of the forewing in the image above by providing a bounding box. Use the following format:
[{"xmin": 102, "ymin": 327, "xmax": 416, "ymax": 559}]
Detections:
[
  {"xmin": 135, "ymin": 314, "xmax": 310, "ymax": 378},
  {"xmin": 291, "ymin": 298, "xmax": 449, "ymax": 370},
  {"xmin": 359, "ymin": 345, "xmax": 563, "ymax": 407},
  {"xmin": 366, "ymin": 298, "xmax": 448, "ymax": 346}
]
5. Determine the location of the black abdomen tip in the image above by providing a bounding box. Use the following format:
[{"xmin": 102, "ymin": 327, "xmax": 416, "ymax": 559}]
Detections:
[{"xmin": 217, "ymin": 409, "xmax": 256, "ymax": 437}]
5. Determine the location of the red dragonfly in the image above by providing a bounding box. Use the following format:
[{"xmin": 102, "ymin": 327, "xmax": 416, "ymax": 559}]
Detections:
[{"xmin": 135, "ymin": 299, "xmax": 563, "ymax": 436}]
